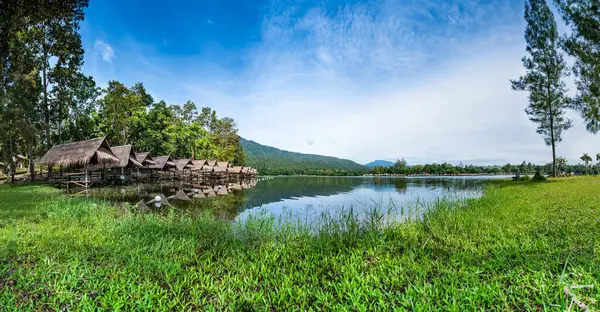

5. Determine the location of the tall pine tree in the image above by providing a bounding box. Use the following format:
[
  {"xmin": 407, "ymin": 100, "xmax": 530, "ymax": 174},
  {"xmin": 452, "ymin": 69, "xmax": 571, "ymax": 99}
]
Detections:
[
  {"xmin": 556, "ymin": 0, "xmax": 600, "ymax": 133},
  {"xmin": 511, "ymin": 0, "xmax": 571, "ymax": 177}
]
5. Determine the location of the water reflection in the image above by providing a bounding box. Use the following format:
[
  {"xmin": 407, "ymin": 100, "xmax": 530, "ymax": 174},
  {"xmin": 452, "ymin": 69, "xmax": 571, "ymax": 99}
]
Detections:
[{"xmin": 68, "ymin": 176, "xmax": 509, "ymax": 225}]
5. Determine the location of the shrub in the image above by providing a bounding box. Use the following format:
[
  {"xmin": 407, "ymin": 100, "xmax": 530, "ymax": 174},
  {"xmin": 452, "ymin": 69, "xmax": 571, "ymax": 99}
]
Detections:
[{"xmin": 532, "ymin": 171, "xmax": 547, "ymax": 182}]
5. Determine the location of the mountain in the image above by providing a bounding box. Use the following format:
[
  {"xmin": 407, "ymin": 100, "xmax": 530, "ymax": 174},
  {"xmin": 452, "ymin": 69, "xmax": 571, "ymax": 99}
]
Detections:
[
  {"xmin": 241, "ymin": 138, "xmax": 368, "ymax": 175},
  {"xmin": 364, "ymin": 160, "xmax": 395, "ymax": 168}
]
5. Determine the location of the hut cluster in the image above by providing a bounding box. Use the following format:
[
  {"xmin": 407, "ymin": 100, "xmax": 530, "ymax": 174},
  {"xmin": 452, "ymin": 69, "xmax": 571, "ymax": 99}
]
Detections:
[{"xmin": 38, "ymin": 137, "xmax": 257, "ymax": 188}]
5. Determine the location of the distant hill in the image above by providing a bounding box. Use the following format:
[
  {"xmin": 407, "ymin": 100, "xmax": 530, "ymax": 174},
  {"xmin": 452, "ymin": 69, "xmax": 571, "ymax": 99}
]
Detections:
[
  {"xmin": 241, "ymin": 138, "xmax": 368, "ymax": 175},
  {"xmin": 364, "ymin": 160, "xmax": 395, "ymax": 168}
]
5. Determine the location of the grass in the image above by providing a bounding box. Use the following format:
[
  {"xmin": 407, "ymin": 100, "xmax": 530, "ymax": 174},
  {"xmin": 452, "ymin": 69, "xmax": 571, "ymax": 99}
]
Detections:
[{"xmin": 0, "ymin": 178, "xmax": 599, "ymax": 310}]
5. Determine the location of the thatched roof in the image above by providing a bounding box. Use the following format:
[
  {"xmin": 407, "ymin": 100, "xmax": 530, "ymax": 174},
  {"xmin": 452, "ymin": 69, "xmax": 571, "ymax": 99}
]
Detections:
[
  {"xmin": 207, "ymin": 160, "xmax": 217, "ymax": 167},
  {"xmin": 192, "ymin": 160, "xmax": 207, "ymax": 170},
  {"xmin": 39, "ymin": 137, "xmax": 119, "ymax": 168},
  {"xmin": 229, "ymin": 166, "xmax": 242, "ymax": 174},
  {"xmin": 107, "ymin": 145, "xmax": 143, "ymax": 169},
  {"xmin": 174, "ymin": 158, "xmax": 194, "ymax": 171},
  {"xmin": 151, "ymin": 155, "xmax": 176, "ymax": 170},
  {"xmin": 135, "ymin": 152, "xmax": 156, "ymax": 166},
  {"xmin": 201, "ymin": 164, "xmax": 214, "ymax": 172},
  {"xmin": 167, "ymin": 190, "xmax": 192, "ymax": 201},
  {"xmin": 214, "ymin": 161, "xmax": 229, "ymax": 172}
]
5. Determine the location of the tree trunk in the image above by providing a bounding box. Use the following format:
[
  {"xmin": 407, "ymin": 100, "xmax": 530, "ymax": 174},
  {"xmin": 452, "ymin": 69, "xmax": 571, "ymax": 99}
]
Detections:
[
  {"xmin": 28, "ymin": 137, "xmax": 34, "ymax": 181},
  {"xmin": 9, "ymin": 134, "xmax": 14, "ymax": 184}
]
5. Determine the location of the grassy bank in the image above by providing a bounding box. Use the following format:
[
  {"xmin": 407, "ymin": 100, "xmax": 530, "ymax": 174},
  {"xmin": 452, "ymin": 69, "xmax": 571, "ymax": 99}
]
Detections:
[{"xmin": 0, "ymin": 178, "xmax": 598, "ymax": 310}]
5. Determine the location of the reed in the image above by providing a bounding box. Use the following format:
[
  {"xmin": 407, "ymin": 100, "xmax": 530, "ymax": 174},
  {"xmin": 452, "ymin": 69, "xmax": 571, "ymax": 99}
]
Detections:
[{"xmin": 0, "ymin": 177, "xmax": 598, "ymax": 310}]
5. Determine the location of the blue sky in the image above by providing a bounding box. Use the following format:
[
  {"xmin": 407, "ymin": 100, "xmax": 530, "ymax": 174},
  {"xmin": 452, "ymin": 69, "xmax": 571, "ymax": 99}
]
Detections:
[{"xmin": 80, "ymin": 0, "xmax": 600, "ymax": 165}]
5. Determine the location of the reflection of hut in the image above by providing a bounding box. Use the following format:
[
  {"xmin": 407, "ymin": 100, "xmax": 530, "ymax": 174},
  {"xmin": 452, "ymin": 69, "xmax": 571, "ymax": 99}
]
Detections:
[
  {"xmin": 168, "ymin": 190, "xmax": 192, "ymax": 202},
  {"xmin": 214, "ymin": 185, "xmax": 228, "ymax": 196},
  {"xmin": 39, "ymin": 137, "xmax": 119, "ymax": 188}
]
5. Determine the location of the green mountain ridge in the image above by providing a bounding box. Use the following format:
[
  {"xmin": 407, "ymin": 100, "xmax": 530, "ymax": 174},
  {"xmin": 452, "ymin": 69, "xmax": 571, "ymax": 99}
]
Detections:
[{"xmin": 241, "ymin": 138, "xmax": 367, "ymax": 175}]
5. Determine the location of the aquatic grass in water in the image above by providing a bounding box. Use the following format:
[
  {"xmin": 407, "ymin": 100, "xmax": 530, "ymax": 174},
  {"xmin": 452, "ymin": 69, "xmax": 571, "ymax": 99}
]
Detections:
[{"xmin": 0, "ymin": 178, "xmax": 599, "ymax": 310}]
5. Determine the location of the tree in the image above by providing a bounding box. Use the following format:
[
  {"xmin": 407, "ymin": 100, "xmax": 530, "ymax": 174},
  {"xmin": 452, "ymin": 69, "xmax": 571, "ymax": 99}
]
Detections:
[
  {"xmin": 30, "ymin": 1, "xmax": 89, "ymax": 148},
  {"xmin": 581, "ymin": 152, "xmax": 592, "ymax": 174},
  {"xmin": 64, "ymin": 74, "xmax": 101, "ymax": 142},
  {"xmin": 511, "ymin": 0, "xmax": 572, "ymax": 177},
  {"xmin": 556, "ymin": 0, "xmax": 600, "ymax": 133},
  {"xmin": 98, "ymin": 81, "xmax": 151, "ymax": 146},
  {"xmin": 556, "ymin": 156, "xmax": 568, "ymax": 175}
]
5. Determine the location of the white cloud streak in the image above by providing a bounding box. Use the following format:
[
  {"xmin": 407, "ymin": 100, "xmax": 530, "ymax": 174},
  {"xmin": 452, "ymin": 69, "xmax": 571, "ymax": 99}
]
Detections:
[
  {"xmin": 87, "ymin": 0, "xmax": 600, "ymax": 165},
  {"xmin": 94, "ymin": 40, "xmax": 115, "ymax": 63}
]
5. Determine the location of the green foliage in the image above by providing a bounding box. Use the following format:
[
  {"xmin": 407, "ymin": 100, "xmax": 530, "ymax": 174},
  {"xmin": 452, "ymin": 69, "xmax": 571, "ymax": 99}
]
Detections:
[
  {"xmin": 532, "ymin": 171, "xmax": 547, "ymax": 181},
  {"xmin": 0, "ymin": 178, "xmax": 599, "ymax": 309},
  {"xmin": 556, "ymin": 0, "xmax": 600, "ymax": 133},
  {"xmin": 241, "ymin": 138, "xmax": 366, "ymax": 175},
  {"xmin": 512, "ymin": 0, "xmax": 571, "ymax": 177}
]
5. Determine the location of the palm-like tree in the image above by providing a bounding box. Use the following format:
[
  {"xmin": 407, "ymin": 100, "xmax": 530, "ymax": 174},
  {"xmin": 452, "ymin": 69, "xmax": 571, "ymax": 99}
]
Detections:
[{"xmin": 581, "ymin": 153, "xmax": 592, "ymax": 174}]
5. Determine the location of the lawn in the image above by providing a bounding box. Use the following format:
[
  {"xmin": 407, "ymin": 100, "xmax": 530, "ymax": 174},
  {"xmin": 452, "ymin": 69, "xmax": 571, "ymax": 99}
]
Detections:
[{"xmin": 0, "ymin": 178, "xmax": 598, "ymax": 310}]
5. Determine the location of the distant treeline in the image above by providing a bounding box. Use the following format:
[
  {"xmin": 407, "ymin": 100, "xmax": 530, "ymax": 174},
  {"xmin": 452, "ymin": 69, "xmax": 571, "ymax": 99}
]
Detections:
[{"xmin": 370, "ymin": 159, "xmax": 596, "ymax": 176}]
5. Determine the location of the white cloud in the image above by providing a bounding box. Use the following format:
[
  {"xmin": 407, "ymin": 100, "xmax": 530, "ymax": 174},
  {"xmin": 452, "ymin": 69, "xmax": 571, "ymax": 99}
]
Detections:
[
  {"xmin": 85, "ymin": 0, "xmax": 600, "ymax": 166},
  {"xmin": 93, "ymin": 40, "xmax": 115, "ymax": 64}
]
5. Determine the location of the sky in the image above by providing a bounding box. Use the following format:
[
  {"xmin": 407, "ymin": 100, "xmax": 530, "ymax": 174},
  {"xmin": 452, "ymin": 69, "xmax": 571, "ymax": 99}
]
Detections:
[{"xmin": 80, "ymin": 0, "xmax": 600, "ymax": 166}]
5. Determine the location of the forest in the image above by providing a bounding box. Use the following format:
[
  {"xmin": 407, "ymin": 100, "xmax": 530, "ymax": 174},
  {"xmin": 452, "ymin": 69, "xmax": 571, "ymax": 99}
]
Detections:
[
  {"xmin": 0, "ymin": 1, "xmax": 244, "ymax": 180},
  {"xmin": 369, "ymin": 158, "xmax": 595, "ymax": 176}
]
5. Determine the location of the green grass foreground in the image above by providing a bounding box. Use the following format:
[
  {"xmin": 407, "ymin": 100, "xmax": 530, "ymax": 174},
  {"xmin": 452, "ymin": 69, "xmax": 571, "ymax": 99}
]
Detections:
[{"xmin": 0, "ymin": 178, "xmax": 599, "ymax": 310}]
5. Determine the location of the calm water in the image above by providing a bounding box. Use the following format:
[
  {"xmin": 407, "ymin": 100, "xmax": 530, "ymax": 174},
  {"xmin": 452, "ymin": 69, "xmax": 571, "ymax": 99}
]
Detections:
[{"xmin": 72, "ymin": 176, "xmax": 509, "ymax": 226}]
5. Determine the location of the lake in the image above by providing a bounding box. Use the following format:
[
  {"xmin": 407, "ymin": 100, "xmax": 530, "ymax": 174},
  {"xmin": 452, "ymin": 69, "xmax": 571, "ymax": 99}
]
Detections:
[{"xmin": 72, "ymin": 176, "xmax": 510, "ymax": 227}]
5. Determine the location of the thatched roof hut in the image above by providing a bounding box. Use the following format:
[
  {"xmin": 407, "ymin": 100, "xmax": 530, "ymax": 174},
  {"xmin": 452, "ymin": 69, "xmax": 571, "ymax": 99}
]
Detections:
[
  {"xmin": 192, "ymin": 160, "xmax": 207, "ymax": 170},
  {"xmin": 135, "ymin": 152, "xmax": 156, "ymax": 167},
  {"xmin": 106, "ymin": 145, "xmax": 143, "ymax": 169},
  {"xmin": 174, "ymin": 158, "xmax": 194, "ymax": 171},
  {"xmin": 207, "ymin": 160, "xmax": 217, "ymax": 167},
  {"xmin": 151, "ymin": 155, "xmax": 176, "ymax": 170},
  {"xmin": 39, "ymin": 137, "xmax": 118, "ymax": 168},
  {"xmin": 214, "ymin": 161, "xmax": 229, "ymax": 173},
  {"xmin": 229, "ymin": 166, "xmax": 242, "ymax": 174}
]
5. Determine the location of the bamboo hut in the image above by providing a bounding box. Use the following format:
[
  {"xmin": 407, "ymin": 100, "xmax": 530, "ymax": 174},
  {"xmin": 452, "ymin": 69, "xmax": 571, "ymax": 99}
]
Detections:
[
  {"xmin": 151, "ymin": 155, "xmax": 177, "ymax": 180},
  {"xmin": 192, "ymin": 160, "xmax": 207, "ymax": 170},
  {"xmin": 38, "ymin": 137, "xmax": 119, "ymax": 188},
  {"xmin": 229, "ymin": 166, "xmax": 242, "ymax": 174},
  {"xmin": 100, "ymin": 145, "xmax": 143, "ymax": 182},
  {"xmin": 134, "ymin": 152, "xmax": 156, "ymax": 182},
  {"xmin": 214, "ymin": 162, "xmax": 229, "ymax": 179},
  {"xmin": 135, "ymin": 152, "xmax": 156, "ymax": 167},
  {"xmin": 191, "ymin": 160, "xmax": 207, "ymax": 182},
  {"xmin": 174, "ymin": 158, "xmax": 194, "ymax": 180},
  {"xmin": 151, "ymin": 155, "xmax": 176, "ymax": 170},
  {"xmin": 174, "ymin": 158, "xmax": 194, "ymax": 171},
  {"xmin": 14, "ymin": 154, "xmax": 26, "ymax": 169}
]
